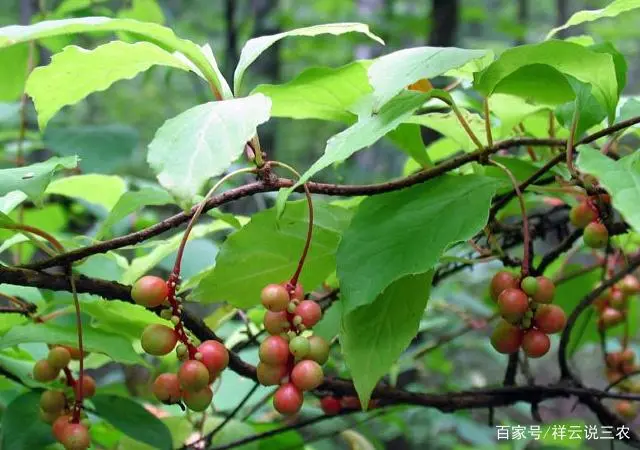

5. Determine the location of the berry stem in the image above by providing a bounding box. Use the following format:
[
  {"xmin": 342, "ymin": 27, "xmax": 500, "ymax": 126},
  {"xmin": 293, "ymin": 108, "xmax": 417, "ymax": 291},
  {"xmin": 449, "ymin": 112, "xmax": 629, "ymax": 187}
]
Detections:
[
  {"xmin": 490, "ymin": 159, "xmax": 531, "ymax": 276},
  {"xmin": 483, "ymin": 98, "xmax": 493, "ymax": 147},
  {"xmin": 2, "ymin": 223, "xmax": 64, "ymax": 257},
  {"xmin": 268, "ymin": 161, "xmax": 314, "ymax": 286},
  {"xmin": 566, "ymin": 109, "xmax": 580, "ymax": 178},
  {"xmin": 68, "ymin": 270, "xmax": 85, "ymax": 423},
  {"xmin": 63, "ymin": 366, "xmax": 76, "ymax": 388}
]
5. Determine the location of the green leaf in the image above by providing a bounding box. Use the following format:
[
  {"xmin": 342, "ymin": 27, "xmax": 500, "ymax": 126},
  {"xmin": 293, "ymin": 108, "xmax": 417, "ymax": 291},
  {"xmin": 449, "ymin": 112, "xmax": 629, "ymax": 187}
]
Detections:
[
  {"xmin": 555, "ymin": 78, "xmax": 606, "ymax": 138},
  {"xmin": 116, "ymin": 417, "xmax": 192, "ymax": 450},
  {"xmin": 0, "ymin": 322, "xmax": 144, "ymax": 364},
  {"xmin": 234, "ymin": 23, "xmax": 383, "ymax": 95},
  {"xmin": 117, "ymin": 0, "xmax": 165, "ymax": 25},
  {"xmin": 44, "ymin": 124, "xmax": 138, "ymax": 174},
  {"xmin": 82, "ymin": 298, "xmax": 170, "ymax": 339},
  {"xmin": 0, "ymin": 156, "xmax": 78, "ymax": 204},
  {"xmin": 193, "ymin": 201, "xmax": 352, "ymax": 308},
  {"xmin": 368, "ymin": 47, "xmax": 487, "ymax": 110},
  {"xmin": 341, "ymin": 272, "xmax": 432, "ymax": 409},
  {"xmin": 122, "ymin": 220, "xmax": 233, "ymax": 284},
  {"xmin": 0, "ymin": 44, "xmax": 31, "ymax": 102},
  {"xmin": 202, "ymin": 416, "xmax": 259, "ymax": 450},
  {"xmin": 547, "ymin": 0, "xmax": 640, "ymax": 39},
  {"xmin": 386, "ymin": 124, "xmax": 431, "ymax": 167},
  {"xmin": 97, "ymin": 187, "xmax": 173, "ymax": 238},
  {"xmin": 46, "ymin": 174, "xmax": 126, "ymax": 211},
  {"xmin": 252, "ymin": 61, "xmax": 371, "ymax": 122},
  {"xmin": 26, "ymin": 41, "xmax": 190, "ymax": 129},
  {"xmin": 576, "ymin": 148, "xmax": 640, "ymax": 232},
  {"xmin": 281, "ymin": 90, "xmax": 429, "ymax": 205},
  {"xmin": 147, "ymin": 94, "xmax": 271, "ymax": 201},
  {"xmin": 92, "ymin": 395, "xmax": 172, "ymax": 450},
  {"xmin": 0, "ymin": 191, "xmax": 27, "ymax": 215},
  {"xmin": 0, "ymin": 391, "xmax": 56, "ymax": 450},
  {"xmin": 337, "ymin": 175, "xmax": 497, "ymax": 314},
  {"xmin": 488, "ymin": 93, "xmax": 550, "ymax": 137},
  {"xmin": 0, "ymin": 17, "xmax": 231, "ymax": 99},
  {"xmin": 407, "ymin": 108, "xmax": 487, "ymax": 151},
  {"xmin": 474, "ymin": 41, "xmax": 619, "ymax": 121},
  {"xmin": 590, "ymin": 42, "xmax": 627, "ymax": 96},
  {"xmin": 313, "ymin": 298, "xmax": 343, "ymax": 342}
]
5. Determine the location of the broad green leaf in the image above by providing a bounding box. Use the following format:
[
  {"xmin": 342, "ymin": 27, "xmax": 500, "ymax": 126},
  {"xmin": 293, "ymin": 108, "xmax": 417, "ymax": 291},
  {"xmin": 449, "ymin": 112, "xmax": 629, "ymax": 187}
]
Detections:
[
  {"xmin": 444, "ymin": 50, "xmax": 495, "ymax": 80},
  {"xmin": 252, "ymin": 423, "xmax": 305, "ymax": 450},
  {"xmin": 53, "ymin": 0, "xmax": 109, "ymax": 17},
  {"xmin": 0, "ymin": 44, "xmax": 31, "ymax": 102},
  {"xmin": 386, "ymin": 124, "xmax": 431, "ymax": 168},
  {"xmin": 0, "ymin": 322, "xmax": 144, "ymax": 364},
  {"xmin": 44, "ymin": 124, "xmax": 138, "ymax": 174},
  {"xmin": 0, "ymin": 391, "xmax": 56, "ymax": 449},
  {"xmin": 26, "ymin": 41, "xmax": 190, "ymax": 129},
  {"xmin": 0, "ymin": 191, "xmax": 27, "ymax": 215},
  {"xmin": 0, "ymin": 17, "xmax": 231, "ymax": 98},
  {"xmin": 407, "ymin": 108, "xmax": 487, "ymax": 151},
  {"xmin": 576, "ymin": 148, "xmax": 640, "ymax": 232},
  {"xmin": 193, "ymin": 201, "xmax": 352, "ymax": 308},
  {"xmin": 201, "ymin": 416, "xmax": 259, "ymax": 450},
  {"xmin": 234, "ymin": 23, "xmax": 383, "ymax": 95},
  {"xmin": 488, "ymin": 93, "xmax": 550, "ymax": 137},
  {"xmin": 82, "ymin": 298, "xmax": 169, "ymax": 339},
  {"xmin": 368, "ymin": 47, "xmax": 487, "ymax": 110},
  {"xmin": 147, "ymin": 94, "xmax": 271, "ymax": 200},
  {"xmin": 92, "ymin": 395, "xmax": 172, "ymax": 450},
  {"xmin": 341, "ymin": 272, "xmax": 432, "ymax": 409},
  {"xmin": 285, "ymin": 90, "xmax": 429, "ymax": 201},
  {"xmin": 46, "ymin": 174, "xmax": 126, "ymax": 211},
  {"xmin": 252, "ymin": 61, "xmax": 371, "ymax": 122},
  {"xmin": 337, "ymin": 175, "xmax": 497, "ymax": 314},
  {"xmin": 117, "ymin": 417, "xmax": 192, "ymax": 450},
  {"xmin": 547, "ymin": 0, "xmax": 640, "ymax": 39},
  {"xmin": 555, "ymin": 78, "xmax": 606, "ymax": 138},
  {"xmin": 97, "ymin": 187, "xmax": 173, "ymax": 238},
  {"xmin": 117, "ymin": 0, "xmax": 165, "ymax": 24},
  {"xmin": 313, "ymin": 298, "xmax": 343, "ymax": 342},
  {"xmin": 590, "ymin": 42, "xmax": 627, "ymax": 96},
  {"xmin": 474, "ymin": 41, "xmax": 618, "ymax": 121},
  {"xmin": 0, "ymin": 156, "xmax": 78, "ymax": 203}
]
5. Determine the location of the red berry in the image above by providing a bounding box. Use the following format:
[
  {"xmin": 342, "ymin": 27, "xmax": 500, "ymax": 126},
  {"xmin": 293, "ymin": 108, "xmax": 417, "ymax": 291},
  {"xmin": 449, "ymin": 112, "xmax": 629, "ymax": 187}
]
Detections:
[
  {"xmin": 497, "ymin": 288, "xmax": 529, "ymax": 323},
  {"xmin": 606, "ymin": 352, "xmax": 623, "ymax": 369},
  {"xmin": 320, "ymin": 396, "xmax": 341, "ymax": 415},
  {"xmin": 40, "ymin": 390, "xmax": 66, "ymax": 413},
  {"xmin": 307, "ymin": 335, "xmax": 330, "ymax": 365},
  {"xmin": 259, "ymin": 336, "xmax": 290, "ymax": 366},
  {"xmin": 531, "ymin": 276, "xmax": 555, "ymax": 304},
  {"xmin": 283, "ymin": 282, "xmax": 304, "ymax": 300},
  {"xmin": 621, "ymin": 348, "xmax": 635, "ymax": 362},
  {"xmin": 534, "ymin": 305, "xmax": 566, "ymax": 334},
  {"xmin": 256, "ymin": 362, "xmax": 287, "ymax": 386},
  {"xmin": 52, "ymin": 415, "xmax": 72, "ymax": 441},
  {"xmin": 490, "ymin": 320, "xmax": 523, "ymax": 354},
  {"xmin": 141, "ymin": 324, "xmax": 178, "ymax": 356},
  {"xmin": 609, "ymin": 289, "xmax": 628, "ymax": 310},
  {"xmin": 584, "ymin": 222, "xmax": 608, "ymax": 248},
  {"xmin": 59, "ymin": 346, "xmax": 86, "ymax": 360},
  {"xmin": 264, "ymin": 310, "xmax": 291, "ymax": 335},
  {"xmin": 47, "ymin": 347, "xmax": 71, "ymax": 370},
  {"xmin": 341, "ymin": 396, "xmax": 362, "ymax": 410},
  {"xmin": 197, "ymin": 340, "xmax": 229, "ymax": 379},
  {"xmin": 59, "ymin": 423, "xmax": 90, "ymax": 450},
  {"xmin": 40, "ymin": 408, "xmax": 61, "ymax": 424},
  {"xmin": 620, "ymin": 275, "xmax": 640, "ymax": 295},
  {"xmin": 273, "ymin": 383, "xmax": 303, "ymax": 415},
  {"xmin": 75, "ymin": 375, "xmax": 96, "ymax": 398},
  {"xmin": 153, "ymin": 373, "xmax": 181, "ymax": 404},
  {"xmin": 294, "ymin": 300, "xmax": 322, "ymax": 328},
  {"xmin": 33, "ymin": 360, "xmax": 60, "ymax": 382},
  {"xmin": 600, "ymin": 307, "xmax": 624, "ymax": 328},
  {"xmin": 178, "ymin": 360, "xmax": 210, "ymax": 392},
  {"xmin": 616, "ymin": 400, "xmax": 637, "ymax": 419},
  {"xmin": 291, "ymin": 360, "xmax": 324, "ymax": 391},
  {"xmin": 183, "ymin": 386, "xmax": 213, "ymax": 412},
  {"xmin": 131, "ymin": 275, "xmax": 168, "ymax": 307},
  {"xmin": 522, "ymin": 330, "xmax": 550, "ymax": 358},
  {"xmin": 261, "ymin": 284, "xmax": 290, "ymax": 312},
  {"xmin": 569, "ymin": 202, "xmax": 597, "ymax": 229},
  {"xmin": 490, "ymin": 271, "xmax": 519, "ymax": 301}
]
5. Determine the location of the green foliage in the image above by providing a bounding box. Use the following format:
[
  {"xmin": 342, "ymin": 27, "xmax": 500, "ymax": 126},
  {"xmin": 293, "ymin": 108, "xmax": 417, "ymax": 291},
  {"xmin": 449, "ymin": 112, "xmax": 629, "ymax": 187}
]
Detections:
[
  {"xmin": 0, "ymin": 156, "xmax": 78, "ymax": 204},
  {"xmin": 146, "ymin": 95, "xmax": 271, "ymax": 201},
  {"xmin": 1, "ymin": 391, "xmax": 56, "ymax": 449},
  {"xmin": 547, "ymin": 0, "xmax": 640, "ymax": 38},
  {"xmin": 92, "ymin": 395, "xmax": 172, "ymax": 450},
  {"xmin": 45, "ymin": 174, "xmax": 126, "ymax": 211}
]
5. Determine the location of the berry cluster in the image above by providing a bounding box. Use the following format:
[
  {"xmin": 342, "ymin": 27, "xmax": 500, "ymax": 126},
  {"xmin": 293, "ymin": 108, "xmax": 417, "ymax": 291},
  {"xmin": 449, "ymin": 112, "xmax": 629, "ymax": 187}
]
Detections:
[
  {"xmin": 569, "ymin": 194, "xmax": 610, "ymax": 249},
  {"xmin": 34, "ymin": 346, "xmax": 94, "ymax": 450},
  {"xmin": 256, "ymin": 282, "xmax": 330, "ymax": 415},
  {"xmin": 594, "ymin": 275, "xmax": 640, "ymax": 331},
  {"xmin": 490, "ymin": 272, "xmax": 566, "ymax": 358},
  {"xmin": 131, "ymin": 275, "xmax": 229, "ymax": 412},
  {"xmin": 605, "ymin": 348, "xmax": 640, "ymax": 420}
]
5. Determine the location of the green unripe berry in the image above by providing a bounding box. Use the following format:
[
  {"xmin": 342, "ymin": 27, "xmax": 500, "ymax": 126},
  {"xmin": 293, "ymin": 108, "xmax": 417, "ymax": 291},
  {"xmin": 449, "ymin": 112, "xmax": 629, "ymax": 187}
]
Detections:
[
  {"xmin": 289, "ymin": 336, "xmax": 310, "ymax": 358},
  {"xmin": 584, "ymin": 222, "xmax": 608, "ymax": 249},
  {"xmin": 520, "ymin": 276, "xmax": 538, "ymax": 296},
  {"xmin": 183, "ymin": 386, "xmax": 213, "ymax": 412},
  {"xmin": 171, "ymin": 315, "xmax": 180, "ymax": 326},
  {"xmin": 160, "ymin": 309, "xmax": 173, "ymax": 320},
  {"xmin": 47, "ymin": 346, "xmax": 71, "ymax": 371},
  {"xmin": 307, "ymin": 336, "xmax": 330, "ymax": 365},
  {"xmin": 33, "ymin": 360, "xmax": 60, "ymax": 382},
  {"xmin": 40, "ymin": 390, "xmax": 66, "ymax": 413}
]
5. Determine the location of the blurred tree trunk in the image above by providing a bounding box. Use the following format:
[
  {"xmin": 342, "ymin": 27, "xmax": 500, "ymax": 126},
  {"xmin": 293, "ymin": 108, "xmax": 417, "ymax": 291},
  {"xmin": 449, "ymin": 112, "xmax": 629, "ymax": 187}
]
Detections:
[
  {"xmin": 516, "ymin": 0, "xmax": 528, "ymax": 45},
  {"xmin": 250, "ymin": 0, "xmax": 280, "ymax": 158},
  {"xmin": 20, "ymin": 0, "xmax": 35, "ymax": 24},
  {"xmin": 224, "ymin": 0, "xmax": 239, "ymax": 82},
  {"xmin": 556, "ymin": 0, "xmax": 569, "ymax": 38},
  {"xmin": 428, "ymin": 0, "xmax": 459, "ymax": 47}
]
